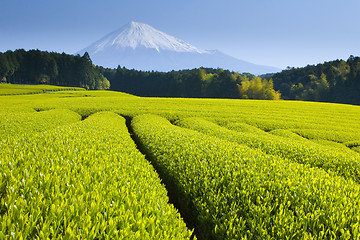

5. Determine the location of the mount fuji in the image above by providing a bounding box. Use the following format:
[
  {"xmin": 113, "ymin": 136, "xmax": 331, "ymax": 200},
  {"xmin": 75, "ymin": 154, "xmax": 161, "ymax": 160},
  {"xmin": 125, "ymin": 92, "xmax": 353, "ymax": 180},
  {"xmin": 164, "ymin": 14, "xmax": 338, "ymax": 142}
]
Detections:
[{"xmin": 77, "ymin": 21, "xmax": 280, "ymax": 74}]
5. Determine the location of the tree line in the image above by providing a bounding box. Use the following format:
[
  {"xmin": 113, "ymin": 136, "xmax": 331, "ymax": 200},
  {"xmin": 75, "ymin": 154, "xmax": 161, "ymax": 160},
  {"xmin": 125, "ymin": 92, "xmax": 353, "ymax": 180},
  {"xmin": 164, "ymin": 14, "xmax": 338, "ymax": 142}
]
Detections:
[
  {"xmin": 98, "ymin": 66, "xmax": 281, "ymax": 99},
  {"xmin": 0, "ymin": 49, "xmax": 280, "ymax": 99},
  {"xmin": 0, "ymin": 49, "xmax": 110, "ymax": 90},
  {"xmin": 2, "ymin": 49, "xmax": 359, "ymax": 104},
  {"xmin": 268, "ymin": 56, "xmax": 360, "ymax": 105},
  {"xmin": 0, "ymin": 49, "xmax": 281, "ymax": 99}
]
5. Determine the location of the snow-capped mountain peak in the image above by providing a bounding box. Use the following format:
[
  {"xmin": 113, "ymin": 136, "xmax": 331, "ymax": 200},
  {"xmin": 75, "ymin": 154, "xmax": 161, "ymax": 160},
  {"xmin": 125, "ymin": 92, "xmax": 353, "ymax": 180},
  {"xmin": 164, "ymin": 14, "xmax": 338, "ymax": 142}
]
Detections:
[
  {"xmin": 89, "ymin": 21, "xmax": 209, "ymax": 54},
  {"xmin": 78, "ymin": 21, "xmax": 281, "ymax": 74}
]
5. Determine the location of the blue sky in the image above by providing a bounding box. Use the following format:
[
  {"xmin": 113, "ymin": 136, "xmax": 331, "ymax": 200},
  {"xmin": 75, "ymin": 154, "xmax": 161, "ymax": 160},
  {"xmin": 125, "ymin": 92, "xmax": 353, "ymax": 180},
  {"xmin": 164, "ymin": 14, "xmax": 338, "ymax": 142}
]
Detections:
[{"xmin": 1, "ymin": 0, "xmax": 359, "ymax": 69}]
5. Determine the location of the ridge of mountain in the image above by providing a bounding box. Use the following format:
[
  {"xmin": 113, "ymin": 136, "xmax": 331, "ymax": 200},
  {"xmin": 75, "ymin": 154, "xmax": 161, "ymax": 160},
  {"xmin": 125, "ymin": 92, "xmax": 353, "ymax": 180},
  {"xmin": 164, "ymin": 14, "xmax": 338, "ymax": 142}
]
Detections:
[{"xmin": 78, "ymin": 21, "xmax": 281, "ymax": 74}]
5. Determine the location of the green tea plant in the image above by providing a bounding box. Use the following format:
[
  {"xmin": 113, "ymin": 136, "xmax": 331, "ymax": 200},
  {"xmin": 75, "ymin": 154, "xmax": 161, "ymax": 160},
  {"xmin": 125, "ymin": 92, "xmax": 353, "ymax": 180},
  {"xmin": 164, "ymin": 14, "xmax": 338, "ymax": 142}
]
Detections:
[
  {"xmin": 1, "ymin": 85, "xmax": 360, "ymax": 239},
  {"xmin": 268, "ymin": 129, "xmax": 351, "ymax": 152},
  {"xmin": 0, "ymin": 112, "xmax": 192, "ymax": 239},
  {"xmin": 346, "ymin": 141, "xmax": 360, "ymax": 153},
  {"xmin": 0, "ymin": 84, "xmax": 84, "ymax": 95},
  {"xmin": 176, "ymin": 117, "xmax": 360, "ymax": 183},
  {"xmin": 291, "ymin": 128, "xmax": 358, "ymax": 143},
  {"xmin": 0, "ymin": 109, "xmax": 82, "ymax": 139},
  {"xmin": 132, "ymin": 114, "xmax": 360, "ymax": 239},
  {"xmin": 269, "ymin": 129, "xmax": 307, "ymax": 141}
]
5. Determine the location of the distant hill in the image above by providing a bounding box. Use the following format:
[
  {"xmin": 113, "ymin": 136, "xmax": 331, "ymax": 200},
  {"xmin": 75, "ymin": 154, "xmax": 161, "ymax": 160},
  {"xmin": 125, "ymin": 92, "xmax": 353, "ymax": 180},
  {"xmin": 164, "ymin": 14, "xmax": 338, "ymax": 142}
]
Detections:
[
  {"xmin": 268, "ymin": 55, "xmax": 360, "ymax": 105},
  {"xmin": 78, "ymin": 21, "xmax": 280, "ymax": 75}
]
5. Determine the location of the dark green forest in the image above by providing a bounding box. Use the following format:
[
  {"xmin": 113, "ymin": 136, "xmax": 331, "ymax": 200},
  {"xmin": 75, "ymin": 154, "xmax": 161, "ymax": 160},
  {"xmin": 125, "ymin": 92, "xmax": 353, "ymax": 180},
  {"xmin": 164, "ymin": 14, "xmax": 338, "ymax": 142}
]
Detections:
[
  {"xmin": 1, "ymin": 49, "xmax": 360, "ymax": 104},
  {"xmin": 0, "ymin": 49, "xmax": 279, "ymax": 99},
  {"xmin": 268, "ymin": 56, "xmax": 360, "ymax": 105},
  {"xmin": 0, "ymin": 49, "xmax": 110, "ymax": 90},
  {"xmin": 97, "ymin": 66, "xmax": 280, "ymax": 99}
]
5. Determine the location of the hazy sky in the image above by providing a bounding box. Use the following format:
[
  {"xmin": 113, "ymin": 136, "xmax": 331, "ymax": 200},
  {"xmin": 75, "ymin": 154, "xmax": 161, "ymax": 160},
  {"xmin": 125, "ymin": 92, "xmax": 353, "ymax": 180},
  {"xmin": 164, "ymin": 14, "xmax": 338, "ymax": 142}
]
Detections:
[{"xmin": 1, "ymin": 0, "xmax": 359, "ymax": 69}]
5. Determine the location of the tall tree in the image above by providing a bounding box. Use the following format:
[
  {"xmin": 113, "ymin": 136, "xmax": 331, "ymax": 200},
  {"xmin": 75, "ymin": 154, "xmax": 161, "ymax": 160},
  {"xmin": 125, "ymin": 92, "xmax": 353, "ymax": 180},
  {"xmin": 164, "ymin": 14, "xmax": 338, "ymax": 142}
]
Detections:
[{"xmin": 0, "ymin": 49, "xmax": 109, "ymax": 90}]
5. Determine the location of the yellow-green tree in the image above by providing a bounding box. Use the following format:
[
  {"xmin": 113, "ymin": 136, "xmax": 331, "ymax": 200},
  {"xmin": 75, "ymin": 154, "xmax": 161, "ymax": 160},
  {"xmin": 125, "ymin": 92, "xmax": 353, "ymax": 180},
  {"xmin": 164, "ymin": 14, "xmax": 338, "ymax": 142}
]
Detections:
[{"xmin": 238, "ymin": 77, "xmax": 281, "ymax": 100}]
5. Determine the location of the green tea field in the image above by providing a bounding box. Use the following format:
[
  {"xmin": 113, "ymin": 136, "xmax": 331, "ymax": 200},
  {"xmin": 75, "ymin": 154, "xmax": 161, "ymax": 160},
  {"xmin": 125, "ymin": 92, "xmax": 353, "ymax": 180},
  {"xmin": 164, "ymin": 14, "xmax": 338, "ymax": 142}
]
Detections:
[{"xmin": 1, "ymin": 84, "xmax": 360, "ymax": 239}]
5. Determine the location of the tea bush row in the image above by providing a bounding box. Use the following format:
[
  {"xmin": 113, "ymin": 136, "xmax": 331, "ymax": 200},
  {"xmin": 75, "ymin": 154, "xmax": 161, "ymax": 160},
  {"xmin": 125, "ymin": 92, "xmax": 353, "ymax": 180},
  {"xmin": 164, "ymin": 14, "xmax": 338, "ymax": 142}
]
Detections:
[
  {"xmin": 176, "ymin": 117, "xmax": 360, "ymax": 183},
  {"xmin": 0, "ymin": 112, "xmax": 192, "ymax": 239},
  {"xmin": 0, "ymin": 84, "xmax": 84, "ymax": 95},
  {"xmin": 132, "ymin": 114, "xmax": 360, "ymax": 239},
  {"xmin": 0, "ymin": 109, "xmax": 82, "ymax": 140}
]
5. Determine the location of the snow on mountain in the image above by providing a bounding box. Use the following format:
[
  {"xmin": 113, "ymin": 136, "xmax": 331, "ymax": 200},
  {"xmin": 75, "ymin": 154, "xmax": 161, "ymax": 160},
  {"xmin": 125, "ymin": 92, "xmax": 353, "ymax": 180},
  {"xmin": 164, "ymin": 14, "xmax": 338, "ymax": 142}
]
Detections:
[
  {"xmin": 78, "ymin": 21, "xmax": 281, "ymax": 75},
  {"xmin": 88, "ymin": 21, "xmax": 209, "ymax": 54}
]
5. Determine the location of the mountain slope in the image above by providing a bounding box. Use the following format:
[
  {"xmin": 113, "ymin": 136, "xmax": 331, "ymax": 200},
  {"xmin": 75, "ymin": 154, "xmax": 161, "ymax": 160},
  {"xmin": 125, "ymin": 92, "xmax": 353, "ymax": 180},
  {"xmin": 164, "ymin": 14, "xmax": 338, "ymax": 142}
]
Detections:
[
  {"xmin": 83, "ymin": 21, "xmax": 208, "ymax": 54},
  {"xmin": 78, "ymin": 21, "xmax": 280, "ymax": 74}
]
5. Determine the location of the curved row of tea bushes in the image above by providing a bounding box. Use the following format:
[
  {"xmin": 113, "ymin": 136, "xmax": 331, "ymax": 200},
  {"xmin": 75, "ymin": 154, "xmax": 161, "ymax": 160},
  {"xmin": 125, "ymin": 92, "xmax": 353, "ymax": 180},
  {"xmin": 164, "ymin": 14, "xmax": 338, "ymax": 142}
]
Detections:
[
  {"xmin": 269, "ymin": 129, "xmax": 309, "ymax": 141},
  {"xmin": 217, "ymin": 116, "xmax": 359, "ymax": 145},
  {"xmin": 222, "ymin": 122, "xmax": 267, "ymax": 135},
  {"xmin": 235, "ymin": 105, "xmax": 360, "ymax": 129},
  {"xmin": 290, "ymin": 128, "xmax": 359, "ymax": 144},
  {"xmin": 213, "ymin": 104, "xmax": 360, "ymax": 144},
  {"xmin": 132, "ymin": 114, "xmax": 360, "ymax": 239},
  {"xmin": 353, "ymin": 146, "xmax": 360, "ymax": 153},
  {"xmin": 312, "ymin": 139, "xmax": 353, "ymax": 152},
  {"xmin": 0, "ymin": 108, "xmax": 82, "ymax": 139},
  {"xmin": 345, "ymin": 141, "xmax": 360, "ymax": 153},
  {"xmin": 0, "ymin": 112, "xmax": 192, "ymax": 239},
  {"xmin": 0, "ymin": 84, "xmax": 84, "ymax": 95},
  {"xmin": 176, "ymin": 117, "xmax": 360, "ymax": 183},
  {"xmin": 269, "ymin": 129, "xmax": 353, "ymax": 151}
]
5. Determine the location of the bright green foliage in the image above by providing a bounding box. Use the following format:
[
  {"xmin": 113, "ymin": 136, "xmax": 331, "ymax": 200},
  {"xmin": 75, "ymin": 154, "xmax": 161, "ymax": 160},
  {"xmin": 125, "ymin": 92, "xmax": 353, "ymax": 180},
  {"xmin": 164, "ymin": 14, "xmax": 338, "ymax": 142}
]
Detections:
[
  {"xmin": 269, "ymin": 129, "xmax": 307, "ymax": 141},
  {"xmin": 176, "ymin": 117, "xmax": 360, "ymax": 183},
  {"xmin": 1, "ymin": 89, "xmax": 358, "ymax": 140},
  {"xmin": 0, "ymin": 112, "xmax": 192, "ymax": 239},
  {"xmin": 270, "ymin": 126, "xmax": 357, "ymax": 152},
  {"xmin": 222, "ymin": 122, "xmax": 267, "ymax": 135},
  {"xmin": 0, "ymin": 86, "xmax": 360, "ymax": 239},
  {"xmin": 0, "ymin": 84, "xmax": 84, "ymax": 95},
  {"xmin": 237, "ymin": 76, "xmax": 281, "ymax": 100},
  {"xmin": 291, "ymin": 128, "xmax": 359, "ymax": 143},
  {"xmin": 0, "ymin": 109, "xmax": 82, "ymax": 139},
  {"xmin": 268, "ymin": 130, "xmax": 351, "ymax": 153},
  {"xmin": 132, "ymin": 114, "xmax": 360, "ymax": 239},
  {"xmin": 312, "ymin": 139, "xmax": 353, "ymax": 152},
  {"xmin": 353, "ymin": 146, "xmax": 360, "ymax": 153},
  {"xmin": 346, "ymin": 141, "xmax": 360, "ymax": 153}
]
